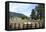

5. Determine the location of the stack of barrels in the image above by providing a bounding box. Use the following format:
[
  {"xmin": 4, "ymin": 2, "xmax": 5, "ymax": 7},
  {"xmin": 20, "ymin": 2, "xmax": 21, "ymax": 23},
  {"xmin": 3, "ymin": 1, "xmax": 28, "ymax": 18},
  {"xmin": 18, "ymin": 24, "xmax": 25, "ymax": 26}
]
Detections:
[{"xmin": 9, "ymin": 22, "xmax": 42, "ymax": 30}]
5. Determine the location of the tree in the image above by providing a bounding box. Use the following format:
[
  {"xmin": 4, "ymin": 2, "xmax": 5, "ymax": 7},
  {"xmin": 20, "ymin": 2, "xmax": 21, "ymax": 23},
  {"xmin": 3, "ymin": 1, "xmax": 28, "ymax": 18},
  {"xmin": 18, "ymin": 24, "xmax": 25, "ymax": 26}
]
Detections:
[
  {"xmin": 35, "ymin": 4, "xmax": 45, "ymax": 28},
  {"xmin": 35, "ymin": 4, "xmax": 45, "ymax": 19},
  {"xmin": 21, "ymin": 16, "xmax": 28, "ymax": 19},
  {"xmin": 30, "ymin": 9, "xmax": 36, "ymax": 19},
  {"xmin": 30, "ymin": 4, "xmax": 45, "ymax": 20}
]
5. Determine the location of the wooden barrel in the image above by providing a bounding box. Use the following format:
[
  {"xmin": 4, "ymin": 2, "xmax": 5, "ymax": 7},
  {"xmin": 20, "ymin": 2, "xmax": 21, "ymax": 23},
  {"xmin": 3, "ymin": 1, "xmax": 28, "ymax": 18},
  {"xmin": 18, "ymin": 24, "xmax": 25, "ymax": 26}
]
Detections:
[
  {"xmin": 23, "ymin": 22, "xmax": 27, "ymax": 29},
  {"xmin": 14, "ymin": 23, "xmax": 16, "ymax": 29},
  {"xmin": 15, "ymin": 23, "xmax": 19, "ymax": 29},
  {"xmin": 10, "ymin": 23, "xmax": 15, "ymax": 29},
  {"xmin": 35, "ymin": 22, "xmax": 39, "ymax": 28},
  {"xmin": 39, "ymin": 23, "xmax": 42, "ymax": 28},
  {"xmin": 27, "ymin": 22, "xmax": 32, "ymax": 28},
  {"xmin": 32, "ymin": 22, "xmax": 35, "ymax": 28},
  {"xmin": 19, "ymin": 23, "xmax": 23, "ymax": 29}
]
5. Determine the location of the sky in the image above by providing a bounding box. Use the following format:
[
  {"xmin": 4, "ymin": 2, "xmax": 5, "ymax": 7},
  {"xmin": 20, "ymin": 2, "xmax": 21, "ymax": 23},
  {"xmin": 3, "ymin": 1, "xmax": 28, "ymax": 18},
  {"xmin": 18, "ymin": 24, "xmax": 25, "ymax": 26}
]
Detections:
[{"xmin": 9, "ymin": 3, "xmax": 37, "ymax": 17}]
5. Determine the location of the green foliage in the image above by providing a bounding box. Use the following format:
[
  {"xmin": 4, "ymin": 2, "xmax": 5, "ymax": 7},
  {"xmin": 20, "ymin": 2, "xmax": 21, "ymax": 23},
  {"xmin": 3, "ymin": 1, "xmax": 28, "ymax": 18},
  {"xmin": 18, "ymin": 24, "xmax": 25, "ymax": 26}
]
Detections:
[
  {"xmin": 21, "ymin": 16, "xmax": 28, "ymax": 19},
  {"xmin": 30, "ymin": 9, "xmax": 36, "ymax": 19},
  {"xmin": 31, "ymin": 9, "xmax": 35, "ymax": 16},
  {"xmin": 21, "ymin": 16, "xmax": 25, "ymax": 19},
  {"xmin": 35, "ymin": 4, "xmax": 45, "ymax": 19},
  {"xmin": 30, "ymin": 4, "xmax": 45, "ymax": 20}
]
